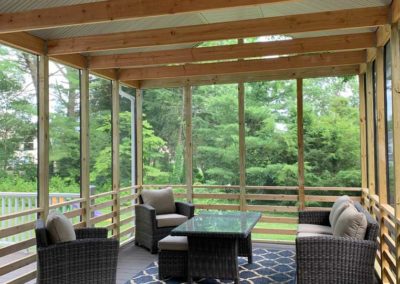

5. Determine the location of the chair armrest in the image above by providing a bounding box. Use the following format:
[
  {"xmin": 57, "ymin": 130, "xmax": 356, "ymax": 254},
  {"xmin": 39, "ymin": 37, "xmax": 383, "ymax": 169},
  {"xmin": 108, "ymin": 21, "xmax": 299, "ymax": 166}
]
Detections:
[
  {"xmin": 298, "ymin": 210, "xmax": 330, "ymax": 225},
  {"xmin": 296, "ymin": 235, "xmax": 377, "ymax": 284},
  {"xmin": 75, "ymin": 228, "xmax": 108, "ymax": 239},
  {"xmin": 37, "ymin": 238, "xmax": 119, "ymax": 283},
  {"xmin": 135, "ymin": 204, "xmax": 157, "ymax": 229},
  {"xmin": 175, "ymin": 202, "xmax": 195, "ymax": 218}
]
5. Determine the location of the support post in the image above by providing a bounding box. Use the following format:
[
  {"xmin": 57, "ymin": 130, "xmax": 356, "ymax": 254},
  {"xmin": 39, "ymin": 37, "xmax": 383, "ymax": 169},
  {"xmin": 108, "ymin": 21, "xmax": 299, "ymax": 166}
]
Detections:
[
  {"xmin": 359, "ymin": 74, "xmax": 368, "ymax": 193},
  {"xmin": 366, "ymin": 62, "xmax": 377, "ymax": 198},
  {"xmin": 390, "ymin": 21, "xmax": 400, "ymax": 283},
  {"xmin": 297, "ymin": 78, "xmax": 305, "ymax": 210},
  {"xmin": 38, "ymin": 55, "xmax": 49, "ymax": 220},
  {"xmin": 238, "ymin": 82, "xmax": 246, "ymax": 211},
  {"xmin": 135, "ymin": 89, "xmax": 143, "ymax": 192},
  {"xmin": 184, "ymin": 85, "xmax": 193, "ymax": 203},
  {"xmin": 376, "ymin": 46, "xmax": 389, "ymax": 282},
  {"xmin": 112, "ymin": 79, "xmax": 121, "ymax": 238},
  {"xmin": 80, "ymin": 68, "xmax": 91, "ymax": 227}
]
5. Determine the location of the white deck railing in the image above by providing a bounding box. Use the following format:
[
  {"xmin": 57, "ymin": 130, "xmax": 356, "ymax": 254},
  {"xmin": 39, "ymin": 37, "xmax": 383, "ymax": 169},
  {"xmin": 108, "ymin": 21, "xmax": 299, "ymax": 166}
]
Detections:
[{"xmin": 0, "ymin": 192, "xmax": 80, "ymax": 244}]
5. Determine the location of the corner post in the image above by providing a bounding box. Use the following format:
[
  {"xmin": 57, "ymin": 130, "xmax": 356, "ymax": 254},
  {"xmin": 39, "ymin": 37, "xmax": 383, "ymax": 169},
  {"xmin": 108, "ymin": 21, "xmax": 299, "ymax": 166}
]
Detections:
[{"xmin": 390, "ymin": 20, "xmax": 400, "ymax": 283}]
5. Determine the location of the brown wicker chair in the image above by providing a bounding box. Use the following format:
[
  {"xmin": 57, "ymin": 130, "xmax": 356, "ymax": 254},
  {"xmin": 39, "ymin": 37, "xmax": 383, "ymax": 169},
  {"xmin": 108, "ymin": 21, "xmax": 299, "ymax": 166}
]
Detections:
[
  {"xmin": 35, "ymin": 220, "xmax": 119, "ymax": 284},
  {"xmin": 135, "ymin": 195, "xmax": 194, "ymax": 253},
  {"xmin": 296, "ymin": 202, "xmax": 379, "ymax": 284}
]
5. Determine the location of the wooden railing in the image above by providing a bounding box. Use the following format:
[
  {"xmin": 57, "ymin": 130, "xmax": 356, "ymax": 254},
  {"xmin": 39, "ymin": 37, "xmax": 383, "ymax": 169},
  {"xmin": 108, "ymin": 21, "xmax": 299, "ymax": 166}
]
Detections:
[{"xmin": 363, "ymin": 189, "xmax": 398, "ymax": 284}]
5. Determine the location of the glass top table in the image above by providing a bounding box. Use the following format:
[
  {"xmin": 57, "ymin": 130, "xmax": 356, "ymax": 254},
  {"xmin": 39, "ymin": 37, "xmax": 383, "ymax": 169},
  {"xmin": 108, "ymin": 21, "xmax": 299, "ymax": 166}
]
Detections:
[
  {"xmin": 172, "ymin": 211, "xmax": 261, "ymax": 238},
  {"xmin": 171, "ymin": 211, "xmax": 261, "ymax": 283}
]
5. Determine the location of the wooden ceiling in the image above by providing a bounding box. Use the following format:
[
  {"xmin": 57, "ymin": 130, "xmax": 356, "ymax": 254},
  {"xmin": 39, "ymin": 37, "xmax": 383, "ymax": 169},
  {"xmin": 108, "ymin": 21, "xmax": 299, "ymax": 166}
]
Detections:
[{"xmin": 0, "ymin": 0, "xmax": 397, "ymax": 88}]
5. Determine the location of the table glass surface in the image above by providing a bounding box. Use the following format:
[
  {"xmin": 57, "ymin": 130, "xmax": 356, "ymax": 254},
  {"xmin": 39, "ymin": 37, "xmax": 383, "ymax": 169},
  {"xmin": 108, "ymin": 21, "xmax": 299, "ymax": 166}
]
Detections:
[{"xmin": 172, "ymin": 211, "xmax": 261, "ymax": 236}]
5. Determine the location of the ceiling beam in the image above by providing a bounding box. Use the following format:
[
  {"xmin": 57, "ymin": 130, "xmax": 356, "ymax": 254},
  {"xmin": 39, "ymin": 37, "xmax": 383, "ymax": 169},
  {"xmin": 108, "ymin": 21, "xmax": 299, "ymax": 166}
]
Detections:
[
  {"xmin": 0, "ymin": 32, "xmax": 44, "ymax": 54},
  {"xmin": 0, "ymin": 31, "xmax": 140, "ymax": 86},
  {"xmin": 119, "ymin": 50, "xmax": 367, "ymax": 80},
  {"xmin": 0, "ymin": 0, "xmax": 295, "ymax": 34},
  {"xmin": 47, "ymin": 6, "xmax": 388, "ymax": 55},
  {"xmin": 89, "ymin": 32, "xmax": 376, "ymax": 69},
  {"xmin": 139, "ymin": 65, "xmax": 360, "ymax": 89}
]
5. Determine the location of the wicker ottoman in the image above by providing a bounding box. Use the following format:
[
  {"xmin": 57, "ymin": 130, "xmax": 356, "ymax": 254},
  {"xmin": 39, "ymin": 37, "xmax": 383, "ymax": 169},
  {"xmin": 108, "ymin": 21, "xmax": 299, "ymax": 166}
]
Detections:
[{"xmin": 158, "ymin": 235, "xmax": 188, "ymax": 280}]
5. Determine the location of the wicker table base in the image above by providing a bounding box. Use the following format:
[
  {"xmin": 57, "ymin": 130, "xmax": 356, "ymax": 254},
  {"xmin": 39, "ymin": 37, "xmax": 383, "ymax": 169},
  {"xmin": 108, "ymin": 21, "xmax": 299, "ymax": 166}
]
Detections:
[{"xmin": 188, "ymin": 236, "xmax": 238, "ymax": 284}]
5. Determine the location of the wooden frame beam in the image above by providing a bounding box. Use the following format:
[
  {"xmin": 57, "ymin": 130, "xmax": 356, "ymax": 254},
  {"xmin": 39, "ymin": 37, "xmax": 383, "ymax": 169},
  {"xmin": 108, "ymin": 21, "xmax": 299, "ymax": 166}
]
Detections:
[
  {"xmin": 89, "ymin": 33, "xmax": 376, "ymax": 69},
  {"xmin": 366, "ymin": 62, "xmax": 376, "ymax": 196},
  {"xmin": 359, "ymin": 74, "xmax": 368, "ymax": 190},
  {"xmin": 390, "ymin": 21, "xmax": 400, "ymax": 283},
  {"xmin": 184, "ymin": 85, "xmax": 193, "ymax": 203},
  {"xmin": 80, "ymin": 68, "xmax": 90, "ymax": 227},
  {"xmin": 112, "ymin": 79, "xmax": 121, "ymax": 238},
  {"xmin": 38, "ymin": 55, "xmax": 49, "ymax": 220},
  {"xmin": 140, "ymin": 65, "xmax": 360, "ymax": 88},
  {"xmin": 47, "ymin": 7, "xmax": 388, "ymax": 55},
  {"xmin": 120, "ymin": 50, "xmax": 366, "ymax": 81},
  {"xmin": 238, "ymin": 82, "xmax": 246, "ymax": 211},
  {"xmin": 297, "ymin": 78, "xmax": 305, "ymax": 210},
  {"xmin": 135, "ymin": 89, "xmax": 143, "ymax": 189},
  {"xmin": 0, "ymin": 0, "xmax": 295, "ymax": 34}
]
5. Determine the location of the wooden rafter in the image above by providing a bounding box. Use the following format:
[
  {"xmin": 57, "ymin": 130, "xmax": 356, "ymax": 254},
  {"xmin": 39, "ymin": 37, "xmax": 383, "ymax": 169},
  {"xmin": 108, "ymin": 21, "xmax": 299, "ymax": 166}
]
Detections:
[
  {"xmin": 0, "ymin": 0, "xmax": 295, "ymax": 34},
  {"xmin": 139, "ymin": 65, "xmax": 360, "ymax": 88},
  {"xmin": 119, "ymin": 50, "xmax": 366, "ymax": 80},
  {"xmin": 47, "ymin": 6, "xmax": 388, "ymax": 55},
  {"xmin": 89, "ymin": 32, "xmax": 376, "ymax": 69}
]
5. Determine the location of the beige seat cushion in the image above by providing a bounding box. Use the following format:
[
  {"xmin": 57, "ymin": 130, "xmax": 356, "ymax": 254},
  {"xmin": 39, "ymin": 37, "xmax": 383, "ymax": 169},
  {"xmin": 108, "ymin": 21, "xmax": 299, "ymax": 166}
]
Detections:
[
  {"xmin": 297, "ymin": 232, "xmax": 328, "ymax": 238},
  {"xmin": 46, "ymin": 210, "xmax": 76, "ymax": 244},
  {"xmin": 158, "ymin": 235, "xmax": 188, "ymax": 251},
  {"xmin": 156, "ymin": 214, "xmax": 188, "ymax": 228},
  {"xmin": 333, "ymin": 205, "xmax": 367, "ymax": 239},
  {"xmin": 329, "ymin": 195, "xmax": 353, "ymax": 227},
  {"xmin": 298, "ymin": 224, "xmax": 332, "ymax": 235},
  {"xmin": 141, "ymin": 187, "xmax": 176, "ymax": 214}
]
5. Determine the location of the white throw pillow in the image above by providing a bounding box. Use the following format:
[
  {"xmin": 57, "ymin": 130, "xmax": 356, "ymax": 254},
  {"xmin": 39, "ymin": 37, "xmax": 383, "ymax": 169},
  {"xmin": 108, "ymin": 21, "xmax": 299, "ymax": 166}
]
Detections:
[{"xmin": 46, "ymin": 210, "xmax": 76, "ymax": 244}]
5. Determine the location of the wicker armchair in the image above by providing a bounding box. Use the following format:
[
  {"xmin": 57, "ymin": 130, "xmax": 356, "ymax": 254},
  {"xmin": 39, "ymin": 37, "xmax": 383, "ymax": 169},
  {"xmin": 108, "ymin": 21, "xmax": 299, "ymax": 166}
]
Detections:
[
  {"xmin": 135, "ymin": 199, "xmax": 194, "ymax": 253},
  {"xmin": 296, "ymin": 202, "xmax": 379, "ymax": 284},
  {"xmin": 35, "ymin": 220, "xmax": 119, "ymax": 284}
]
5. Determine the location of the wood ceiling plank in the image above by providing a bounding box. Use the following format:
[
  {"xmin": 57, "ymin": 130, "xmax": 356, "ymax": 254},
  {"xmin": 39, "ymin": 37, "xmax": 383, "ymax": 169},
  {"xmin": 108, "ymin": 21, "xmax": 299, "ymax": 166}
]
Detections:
[
  {"xmin": 47, "ymin": 6, "xmax": 388, "ymax": 55},
  {"xmin": 0, "ymin": 0, "xmax": 295, "ymax": 33}
]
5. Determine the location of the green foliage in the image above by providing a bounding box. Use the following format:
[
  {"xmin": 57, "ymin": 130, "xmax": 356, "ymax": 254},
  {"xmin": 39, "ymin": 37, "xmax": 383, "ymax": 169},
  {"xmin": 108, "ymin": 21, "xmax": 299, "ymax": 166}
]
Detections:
[{"xmin": 0, "ymin": 43, "xmax": 361, "ymax": 200}]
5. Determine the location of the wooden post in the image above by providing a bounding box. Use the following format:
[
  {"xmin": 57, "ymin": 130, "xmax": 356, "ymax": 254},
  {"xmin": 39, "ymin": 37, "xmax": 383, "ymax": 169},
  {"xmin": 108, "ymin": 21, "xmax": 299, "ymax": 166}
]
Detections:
[
  {"xmin": 376, "ymin": 47, "xmax": 388, "ymax": 201},
  {"xmin": 238, "ymin": 82, "xmax": 246, "ymax": 211},
  {"xmin": 135, "ymin": 89, "xmax": 143, "ymax": 192},
  {"xmin": 297, "ymin": 78, "xmax": 305, "ymax": 210},
  {"xmin": 376, "ymin": 46, "xmax": 389, "ymax": 282},
  {"xmin": 38, "ymin": 55, "xmax": 49, "ymax": 220},
  {"xmin": 184, "ymin": 85, "xmax": 193, "ymax": 203},
  {"xmin": 359, "ymin": 74, "xmax": 368, "ymax": 193},
  {"xmin": 80, "ymin": 68, "xmax": 91, "ymax": 227},
  {"xmin": 366, "ymin": 62, "xmax": 376, "ymax": 198},
  {"xmin": 112, "ymin": 79, "xmax": 121, "ymax": 239},
  {"xmin": 390, "ymin": 21, "xmax": 400, "ymax": 283}
]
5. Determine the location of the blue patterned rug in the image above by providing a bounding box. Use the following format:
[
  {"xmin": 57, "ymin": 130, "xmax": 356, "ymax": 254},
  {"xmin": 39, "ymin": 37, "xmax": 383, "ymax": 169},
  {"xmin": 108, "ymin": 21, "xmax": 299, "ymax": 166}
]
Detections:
[{"xmin": 127, "ymin": 248, "xmax": 296, "ymax": 284}]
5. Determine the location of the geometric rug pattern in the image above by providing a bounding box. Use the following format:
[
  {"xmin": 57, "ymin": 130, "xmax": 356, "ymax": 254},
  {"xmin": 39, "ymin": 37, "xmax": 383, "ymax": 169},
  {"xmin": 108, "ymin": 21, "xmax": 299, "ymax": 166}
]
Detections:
[{"xmin": 127, "ymin": 248, "xmax": 296, "ymax": 284}]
